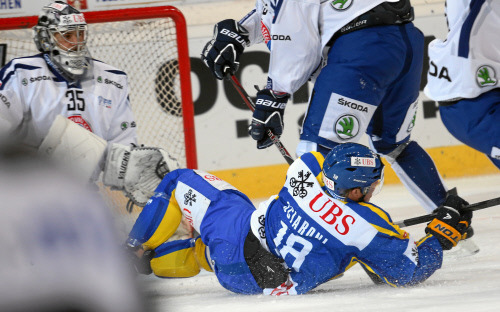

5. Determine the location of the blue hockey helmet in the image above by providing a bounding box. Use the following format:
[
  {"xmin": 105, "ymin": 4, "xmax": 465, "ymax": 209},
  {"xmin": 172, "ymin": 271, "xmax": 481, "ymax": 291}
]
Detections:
[{"xmin": 322, "ymin": 143, "xmax": 384, "ymax": 199}]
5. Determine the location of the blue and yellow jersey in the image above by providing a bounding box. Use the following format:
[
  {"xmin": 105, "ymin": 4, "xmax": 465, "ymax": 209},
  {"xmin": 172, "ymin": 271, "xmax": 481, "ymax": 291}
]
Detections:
[
  {"xmin": 264, "ymin": 152, "xmax": 443, "ymax": 294},
  {"xmin": 128, "ymin": 153, "xmax": 444, "ymax": 295}
]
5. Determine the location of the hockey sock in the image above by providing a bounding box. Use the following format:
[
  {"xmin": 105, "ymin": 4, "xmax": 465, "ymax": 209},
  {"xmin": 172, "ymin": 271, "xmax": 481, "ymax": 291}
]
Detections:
[{"xmin": 388, "ymin": 141, "xmax": 447, "ymax": 213}]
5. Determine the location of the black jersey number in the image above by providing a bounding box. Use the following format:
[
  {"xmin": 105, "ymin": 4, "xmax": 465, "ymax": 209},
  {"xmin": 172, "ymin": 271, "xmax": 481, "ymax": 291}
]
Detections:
[{"xmin": 66, "ymin": 90, "xmax": 86, "ymax": 111}]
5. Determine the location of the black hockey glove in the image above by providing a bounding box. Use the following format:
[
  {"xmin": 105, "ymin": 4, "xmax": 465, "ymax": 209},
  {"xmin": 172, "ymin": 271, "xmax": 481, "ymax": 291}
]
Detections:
[
  {"xmin": 250, "ymin": 89, "xmax": 290, "ymax": 149},
  {"xmin": 425, "ymin": 195, "xmax": 472, "ymax": 250},
  {"xmin": 201, "ymin": 19, "xmax": 249, "ymax": 80}
]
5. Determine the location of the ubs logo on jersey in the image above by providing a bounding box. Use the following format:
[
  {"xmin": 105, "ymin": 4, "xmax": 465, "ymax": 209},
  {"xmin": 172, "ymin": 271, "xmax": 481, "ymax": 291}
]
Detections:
[
  {"xmin": 184, "ymin": 189, "xmax": 197, "ymax": 206},
  {"xmin": 68, "ymin": 115, "xmax": 92, "ymax": 132},
  {"xmin": 309, "ymin": 192, "xmax": 355, "ymax": 235},
  {"xmin": 289, "ymin": 170, "xmax": 314, "ymax": 198},
  {"xmin": 335, "ymin": 114, "xmax": 360, "ymax": 140},
  {"xmin": 331, "ymin": 0, "xmax": 353, "ymax": 11},
  {"xmin": 476, "ymin": 65, "xmax": 497, "ymax": 87}
]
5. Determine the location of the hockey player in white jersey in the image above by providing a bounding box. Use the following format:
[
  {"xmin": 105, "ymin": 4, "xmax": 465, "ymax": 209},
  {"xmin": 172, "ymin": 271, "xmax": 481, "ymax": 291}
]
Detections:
[
  {"xmin": 424, "ymin": 0, "xmax": 499, "ymax": 170},
  {"xmin": 201, "ymin": 0, "xmax": 464, "ymax": 218},
  {"xmin": 0, "ymin": 1, "xmax": 178, "ymax": 206}
]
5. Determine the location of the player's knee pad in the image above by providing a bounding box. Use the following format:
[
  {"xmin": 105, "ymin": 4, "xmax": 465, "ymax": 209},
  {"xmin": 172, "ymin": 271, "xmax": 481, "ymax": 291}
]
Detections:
[
  {"xmin": 151, "ymin": 237, "xmax": 212, "ymax": 278},
  {"xmin": 141, "ymin": 194, "xmax": 183, "ymax": 250}
]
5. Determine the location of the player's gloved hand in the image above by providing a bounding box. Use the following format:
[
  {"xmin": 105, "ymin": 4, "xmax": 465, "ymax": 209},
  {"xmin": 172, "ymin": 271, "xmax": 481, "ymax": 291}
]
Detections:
[
  {"xmin": 250, "ymin": 89, "xmax": 290, "ymax": 149},
  {"xmin": 425, "ymin": 194, "xmax": 472, "ymax": 250},
  {"xmin": 201, "ymin": 19, "xmax": 249, "ymax": 79}
]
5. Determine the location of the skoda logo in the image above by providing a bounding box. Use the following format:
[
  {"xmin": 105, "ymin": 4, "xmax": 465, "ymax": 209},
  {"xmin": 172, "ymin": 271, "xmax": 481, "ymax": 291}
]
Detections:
[
  {"xmin": 331, "ymin": 0, "xmax": 353, "ymax": 11},
  {"xmin": 476, "ymin": 65, "xmax": 497, "ymax": 87},
  {"xmin": 335, "ymin": 114, "xmax": 360, "ymax": 140}
]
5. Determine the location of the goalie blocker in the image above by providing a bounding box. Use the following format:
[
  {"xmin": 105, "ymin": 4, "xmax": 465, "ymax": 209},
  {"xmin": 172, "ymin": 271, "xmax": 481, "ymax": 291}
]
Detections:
[{"xmin": 39, "ymin": 115, "xmax": 180, "ymax": 206}]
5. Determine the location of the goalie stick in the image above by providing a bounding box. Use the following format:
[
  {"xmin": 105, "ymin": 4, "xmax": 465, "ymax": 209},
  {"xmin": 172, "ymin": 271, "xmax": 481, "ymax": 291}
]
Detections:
[
  {"xmin": 228, "ymin": 74, "xmax": 294, "ymax": 165},
  {"xmin": 395, "ymin": 196, "xmax": 500, "ymax": 228}
]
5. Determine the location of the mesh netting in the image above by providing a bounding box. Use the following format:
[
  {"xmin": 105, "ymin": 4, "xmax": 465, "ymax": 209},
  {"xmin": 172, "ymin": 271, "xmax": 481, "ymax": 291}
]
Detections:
[{"xmin": 0, "ymin": 16, "xmax": 190, "ymax": 236}]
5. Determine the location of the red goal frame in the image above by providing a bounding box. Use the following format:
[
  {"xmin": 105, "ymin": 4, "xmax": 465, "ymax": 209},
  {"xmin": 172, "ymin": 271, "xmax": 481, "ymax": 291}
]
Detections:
[{"xmin": 0, "ymin": 6, "xmax": 198, "ymax": 169}]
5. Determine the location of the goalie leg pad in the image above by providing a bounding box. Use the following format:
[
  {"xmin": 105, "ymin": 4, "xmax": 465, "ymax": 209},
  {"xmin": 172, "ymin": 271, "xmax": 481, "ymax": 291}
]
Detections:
[{"xmin": 38, "ymin": 115, "xmax": 107, "ymax": 182}]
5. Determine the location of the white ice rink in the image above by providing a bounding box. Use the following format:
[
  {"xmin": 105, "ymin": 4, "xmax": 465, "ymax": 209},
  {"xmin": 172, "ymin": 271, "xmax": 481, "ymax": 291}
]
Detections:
[{"xmin": 142, "ymin": 173, "xmax": 500, "ymax": 312}]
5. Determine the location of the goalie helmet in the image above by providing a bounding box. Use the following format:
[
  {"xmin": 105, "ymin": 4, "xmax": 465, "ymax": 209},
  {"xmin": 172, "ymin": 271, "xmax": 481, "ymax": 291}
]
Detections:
[
  {"xmin": 33, "ymin": 1, "xmax": 91, "ymax": 81},
  {"xmin": 322, "ymin": 143, "xmax": 384, "ymax": 199}
]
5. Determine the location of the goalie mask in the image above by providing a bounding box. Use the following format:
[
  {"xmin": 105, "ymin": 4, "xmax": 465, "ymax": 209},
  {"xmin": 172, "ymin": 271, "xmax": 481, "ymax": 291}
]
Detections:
[
  {"xmin": 322, "ymin": 143, "xmax": 384, "ymax": 200},
  {"xmin": 33, "ymin": 1, "xmax": 92, "ymax": 81}
]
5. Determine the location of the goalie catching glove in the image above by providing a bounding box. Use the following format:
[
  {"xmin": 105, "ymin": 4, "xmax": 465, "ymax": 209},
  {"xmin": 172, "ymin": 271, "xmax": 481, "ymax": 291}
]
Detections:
[
  {"xmin": 103, "ymin": 143, "xmax": 180, "ymax": 206},
  {"xmin": 425, "ymin": 194, "xmax": 472, "ymax": 250}
]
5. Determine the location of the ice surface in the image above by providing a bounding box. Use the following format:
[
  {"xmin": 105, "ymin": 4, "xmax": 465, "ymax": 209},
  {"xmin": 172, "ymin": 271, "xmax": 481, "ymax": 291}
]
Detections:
[{"xmin": 142, "ymin": 174, "xmax": 500, "ymax": 312}]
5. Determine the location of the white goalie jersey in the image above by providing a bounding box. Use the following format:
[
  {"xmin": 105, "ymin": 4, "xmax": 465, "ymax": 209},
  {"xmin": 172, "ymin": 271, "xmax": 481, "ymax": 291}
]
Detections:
[
  {"xmin": 0, "ymin": 53, "xmax": 137, "ymax": 148},
  {"xmin": 424, "ymin": 0, "xmax": 500, "ymax": 101}
]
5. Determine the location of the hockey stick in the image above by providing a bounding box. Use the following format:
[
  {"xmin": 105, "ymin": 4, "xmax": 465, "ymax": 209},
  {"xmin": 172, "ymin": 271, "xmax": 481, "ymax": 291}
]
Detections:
[
  {"xmin": 228, "ymin": 74, "xmax": 294, "ymax": 165},
  {"xmin": 395, "ymin": 196, "xmax": 500, "ymax": 228}
]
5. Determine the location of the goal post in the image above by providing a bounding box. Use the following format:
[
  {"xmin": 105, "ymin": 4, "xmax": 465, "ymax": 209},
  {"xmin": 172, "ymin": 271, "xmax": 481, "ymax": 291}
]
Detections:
[
  {"xmin": 0, "ymin": 6, "xmax": 197, "ymax": 169},
  {"xmin": 0, "ymin": 6, "xmax": 197, "ymax": 235}
]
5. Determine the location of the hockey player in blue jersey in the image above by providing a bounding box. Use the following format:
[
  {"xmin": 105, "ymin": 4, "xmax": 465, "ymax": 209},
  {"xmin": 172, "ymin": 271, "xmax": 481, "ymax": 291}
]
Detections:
[
  {"xmin": 125, "ymin": 143, "xmax": 472, "ymax": 295},
  {"xmin": 201, "ymin": 0, "xmax": 458, "ymax": 216},
  {"xmin": 424, "ymin": 0, "xmax": 500, "ymax": 169}
]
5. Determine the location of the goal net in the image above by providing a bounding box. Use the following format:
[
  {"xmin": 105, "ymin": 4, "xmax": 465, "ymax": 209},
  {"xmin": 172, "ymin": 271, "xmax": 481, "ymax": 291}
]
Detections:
[{"xmin": 0, "ymin": 6, "xmax": 197, "ymax": 237}]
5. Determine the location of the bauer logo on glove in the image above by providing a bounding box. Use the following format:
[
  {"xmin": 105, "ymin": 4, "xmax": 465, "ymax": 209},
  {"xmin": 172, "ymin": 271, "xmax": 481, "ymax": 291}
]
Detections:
[
  {"xmin": 201, "ymin": 19, "xmax": 249, "ymax": 80},
  {"xmin": 250, "ymin": 88, "xmax": 290, "ymax": 149}
]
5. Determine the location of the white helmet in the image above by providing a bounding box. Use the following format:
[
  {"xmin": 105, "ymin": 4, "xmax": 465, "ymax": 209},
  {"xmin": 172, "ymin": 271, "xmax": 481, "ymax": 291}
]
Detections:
[{"xmin": 33, "ymin": 1, "xmax": 91, "ymax": 81}]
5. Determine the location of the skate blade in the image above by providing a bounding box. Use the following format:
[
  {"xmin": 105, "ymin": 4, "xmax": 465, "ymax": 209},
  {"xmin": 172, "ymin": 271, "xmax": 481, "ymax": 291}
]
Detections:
[{"xmin": 446, "ymin": 239, "xmax": 480, "ymax": 259}]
